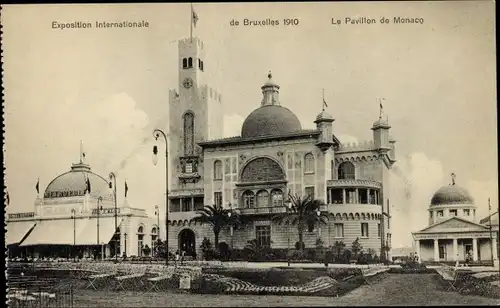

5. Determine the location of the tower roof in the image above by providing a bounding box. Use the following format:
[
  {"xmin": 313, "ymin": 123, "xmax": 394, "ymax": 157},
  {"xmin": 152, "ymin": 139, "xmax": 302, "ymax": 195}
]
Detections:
[{"xmin": 315, "ymin": 110, "xmax": 334, "ymax": 123}]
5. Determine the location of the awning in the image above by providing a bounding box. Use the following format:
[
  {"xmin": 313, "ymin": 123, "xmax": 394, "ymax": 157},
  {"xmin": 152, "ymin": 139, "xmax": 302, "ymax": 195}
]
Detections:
[
  {"xmin": 20, "ymin": 218, "xmax": 87, "ymax": 246},
  {"xmin": 75, "ymin": 217, "xmax": 122, "ymax": 246},
  {"xmin": 6, "ymin": 221, "xmax": 37, "ymax": 245}
]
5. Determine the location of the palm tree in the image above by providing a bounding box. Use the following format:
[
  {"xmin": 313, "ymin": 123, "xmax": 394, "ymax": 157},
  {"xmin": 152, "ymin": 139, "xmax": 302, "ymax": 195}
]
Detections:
[
  {"xmin": 190, "ymin": 204, "xmax": 241, "ymax": 249},
  {"xmin": 272, "ymin": 192, "xmax": 328, "ymax": 251}
]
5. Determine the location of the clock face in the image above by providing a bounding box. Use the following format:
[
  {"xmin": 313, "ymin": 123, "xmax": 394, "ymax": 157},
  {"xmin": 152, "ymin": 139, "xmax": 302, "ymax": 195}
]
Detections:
[{"xmin": 183, "ymin": 78, "xmax": 193, "ymax": 89}]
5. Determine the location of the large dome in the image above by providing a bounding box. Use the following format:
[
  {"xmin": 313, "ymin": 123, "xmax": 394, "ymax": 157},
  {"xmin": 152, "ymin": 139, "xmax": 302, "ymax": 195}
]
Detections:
[
  {"xmin": 430, "ymin": 185, "xmax": 474, "ymax": 206},
  {"xmin": 44, "ymin": 163, "xmax": 112, "ymax": 200},
  {"xmin": 241, "ymin": 105, "xmax": 302, "ymax": 138}
]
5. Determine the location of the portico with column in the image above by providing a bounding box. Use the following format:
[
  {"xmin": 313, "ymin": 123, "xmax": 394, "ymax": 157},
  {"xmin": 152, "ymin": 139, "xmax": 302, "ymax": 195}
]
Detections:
[{"xmin": 413, "ymin": 231, "xmax": 497, "ymax": 263}]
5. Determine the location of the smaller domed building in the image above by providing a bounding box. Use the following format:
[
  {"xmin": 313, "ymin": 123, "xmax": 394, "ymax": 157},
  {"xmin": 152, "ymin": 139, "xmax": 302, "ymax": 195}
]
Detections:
[
  {"xmin": 412, "ymin": 175, "xmax": 498, "ymax": 264},
  {"xmin": 6, "ymin": 155, "xmax": 162, "ymax": 260}
]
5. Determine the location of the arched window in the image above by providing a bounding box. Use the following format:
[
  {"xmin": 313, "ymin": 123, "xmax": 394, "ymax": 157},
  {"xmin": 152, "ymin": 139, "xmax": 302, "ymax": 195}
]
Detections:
[
  {"xmin": 257, "ymin": 190, "xmax": 269, "ymax": 207},
  {"xmin": 151, "ymin": 226, "xmax": 158, "ymax": 256},
  {"xmin": 304, "ymin": 153, "xmax": 315, "ymax": 174},
  {"xmin": 271, "ymin": 189, "xmax": 283, "ymax": 207},
  {"xmin": 188, "ymin": 57, "xmax": 193, "ymax": 68},
  {"xmin": 183, "ymin": 112, "xmax": 194, "ymax": 155},
  {"xmin": 243, "ymin": 191, "xmax": 255, "ymax": 208},
  {"xmin": 213, "ymin": 160, "xmax": 222, "ymax": 180},
  {"xmin": 137, "ymin": 226, "xmax": 144, "ymax": 257},
  {"xmin": 338, "ymin": 162, "xmax": 355, "ymax": 180},
  {"xmin": 182, "ymin": 58, "xmax": 188, "ymax": 69}
]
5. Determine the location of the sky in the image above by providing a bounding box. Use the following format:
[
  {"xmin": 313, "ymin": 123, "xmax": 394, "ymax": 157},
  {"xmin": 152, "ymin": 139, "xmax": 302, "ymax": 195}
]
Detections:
[{"xmin": 2, "ymin": 2, "xmax": 497, "ymax": 248}]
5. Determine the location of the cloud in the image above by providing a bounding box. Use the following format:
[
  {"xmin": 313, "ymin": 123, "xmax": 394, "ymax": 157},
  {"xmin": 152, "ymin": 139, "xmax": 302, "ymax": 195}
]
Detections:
[
  {"xmin": 390, "ymin": 152, "xmax": 445, "ymax": 247},
  {"xmin": 5, "ymin": 92, "xmax": 164, "ymax": 216}
]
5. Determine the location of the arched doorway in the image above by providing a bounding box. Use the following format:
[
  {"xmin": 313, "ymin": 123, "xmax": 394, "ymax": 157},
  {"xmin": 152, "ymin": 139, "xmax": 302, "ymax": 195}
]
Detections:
[{"xmin": 178, "ymin": 229, "xmax": 196, "ymax": 257}]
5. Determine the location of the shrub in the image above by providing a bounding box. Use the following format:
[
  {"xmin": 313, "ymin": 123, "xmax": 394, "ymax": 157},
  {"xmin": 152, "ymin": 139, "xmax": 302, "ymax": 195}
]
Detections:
[
  {"xmin": 342, "ymin": 249, "xmax": 353, "ymax": 264},
  {"xmin": 201, "ymin": 237, "xmax": 218, "ymax": 261},
  {"xmin": 218, "ymin": 242, "xmax": 230, "ymax": 261},
  {"xmin": 295, "ymin": 241, "xmax": 305, "ymax": 250}
]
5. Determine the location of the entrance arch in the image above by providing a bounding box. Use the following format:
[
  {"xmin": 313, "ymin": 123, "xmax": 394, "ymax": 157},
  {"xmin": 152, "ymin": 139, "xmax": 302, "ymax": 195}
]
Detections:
[{"xmin": 178, "ymin": 228, "xmax": 196, "ymax": 257}]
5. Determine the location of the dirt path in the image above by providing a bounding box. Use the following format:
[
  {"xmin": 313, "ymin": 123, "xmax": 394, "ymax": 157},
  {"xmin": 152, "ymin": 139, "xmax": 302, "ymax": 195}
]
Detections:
[{"xmin": 73, "ymin": 274, "xmax": 500, "ymax": 307}]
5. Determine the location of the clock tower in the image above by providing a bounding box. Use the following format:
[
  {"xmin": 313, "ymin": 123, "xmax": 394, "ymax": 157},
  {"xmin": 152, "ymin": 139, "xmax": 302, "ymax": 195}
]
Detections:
[{"xmin": 168, "ymin": 36, "xmax": 224, "ymax": 192}]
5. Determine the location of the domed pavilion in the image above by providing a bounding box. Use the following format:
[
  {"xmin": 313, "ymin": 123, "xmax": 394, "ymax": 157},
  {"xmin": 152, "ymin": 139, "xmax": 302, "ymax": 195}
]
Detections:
[
  {"xmin": 6, "ymin": 150, "xmax": 161, "ymax": 260},
  {"xmin": 412, "ymin": 173, "xmax": 498, "ymax": 265}
]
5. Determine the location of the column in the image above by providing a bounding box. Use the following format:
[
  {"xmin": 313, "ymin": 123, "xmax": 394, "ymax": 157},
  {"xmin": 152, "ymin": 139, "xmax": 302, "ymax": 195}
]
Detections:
[
  {"xmin": 415, "ymin": 240, "xmax": 421, "ymax": 262},
  {"xmin": 180, "ymin": 198, "xmax": 183, "ymax": 212},
  {"xmin": 434, "ymin": 239, "xmax": 439, "ymax": 261},
  {"xmin": 342, "ymin": 189, "xmax": 346, "ymax": 204},
  {"xmin": 191, "ymin": 197, "xmax": 194, "ymax": 211},
  {"xmin": 493, "ymin": 237, "xmax": 498, "ymax": 260},
  {"xmin": 453, "ymin": 238, "xmax": 458, "ymax": 261},
  {"xmin": 472, "ymin": 238, "xmax": 478, "ymax": 261},
  {"xmin": 355, "ymin": 188, "xmax": 359, "ymax": 203},
  {"xmin": 367, "ymin": 189, "xmax": 371, "ymax": 204},
  {"xmin": 433, "ymin": 211, "xmax": 437, "ymax": 224}
]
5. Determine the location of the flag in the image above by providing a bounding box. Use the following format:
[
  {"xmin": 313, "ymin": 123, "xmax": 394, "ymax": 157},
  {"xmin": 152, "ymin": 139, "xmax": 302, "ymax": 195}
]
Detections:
[
  {"xmin": 125, "ymin": 180, "xmax": 129, "ymax": 198},
  {"xmin": 488, "ymin": 198, "xmax": 491, "ymax": 211},
  {"xmin": 6, "ymin": 191, "xmax": 10, "ymax": 206},
  {"xmin": 36, "ymin": 178, "xmax": 40, "ymax": 194},
  {"xmin": 323, "ymin": 98, "xmax": 328, "ymax": 108},
  {"xmin": 85, "ymin": 176, "xmax": 92, "ymax": 194},
  {"xmin": 192, "ymin": 5, "xmax": 199, "ymax": 28}
]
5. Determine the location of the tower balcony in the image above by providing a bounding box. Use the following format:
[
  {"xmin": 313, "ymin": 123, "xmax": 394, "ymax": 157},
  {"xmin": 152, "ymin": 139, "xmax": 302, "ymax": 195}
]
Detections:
[{"xmin": 327, "ymin": 179, "xmax": 382, "ymax": 205}]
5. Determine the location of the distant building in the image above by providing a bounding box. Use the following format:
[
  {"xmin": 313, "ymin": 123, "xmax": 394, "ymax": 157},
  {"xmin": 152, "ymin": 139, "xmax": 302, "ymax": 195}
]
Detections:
[
  {"xmin": 6, "ymin": 159, "xmax": 161, "ymax": 259},
  {"xmin": 412, "ymin": 177, "xmax": 498, "ymax": 265}
]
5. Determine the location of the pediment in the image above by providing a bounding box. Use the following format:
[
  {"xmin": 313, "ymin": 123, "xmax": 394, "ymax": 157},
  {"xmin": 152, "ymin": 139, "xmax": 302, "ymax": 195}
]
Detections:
[{"xmin": 419, "ymin": 217, "xmax": 489, "ymax": 233}]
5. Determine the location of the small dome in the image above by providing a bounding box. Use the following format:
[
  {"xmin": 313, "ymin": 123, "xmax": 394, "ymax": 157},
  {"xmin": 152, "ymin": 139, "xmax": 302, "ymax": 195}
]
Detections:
[
  {"xmin": 430, "ymin": 185, "xmax": 474, "ymax": 206},
  {"xmin": 241, "ymin": 105, "xmax": 302, "ymax": 138},
  {"xmin": 315, "ymin": 110, "xmax": 334, "ymax": 122},
  {"xmin": 44, "ymin": 163, "xmax": 113, "ymax": 200}
]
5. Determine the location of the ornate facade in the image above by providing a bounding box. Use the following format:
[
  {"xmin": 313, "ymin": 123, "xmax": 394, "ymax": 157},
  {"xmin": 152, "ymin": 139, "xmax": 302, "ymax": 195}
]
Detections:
[{"xmin": 166, "ymin": 36, "xmax": 396, "ymax": 259}]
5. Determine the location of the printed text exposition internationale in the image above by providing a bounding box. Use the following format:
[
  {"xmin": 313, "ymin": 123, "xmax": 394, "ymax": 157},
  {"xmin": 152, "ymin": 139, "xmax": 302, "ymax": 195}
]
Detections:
[{"xmin": 52, "ymin": 21, "xmax": 149, "ymax": 30}]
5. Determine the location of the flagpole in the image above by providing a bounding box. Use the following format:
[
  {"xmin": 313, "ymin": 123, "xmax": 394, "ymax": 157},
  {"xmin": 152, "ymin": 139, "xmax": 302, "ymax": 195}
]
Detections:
[
  {"xmin": 379, "ymin": 98, "xmax": 382, "ymax": 119},
  {"xmin": 322, "ymin": 89, "xmax": 325, "ymax": 111},
  {"xmin": 190, "ymin": 3, "xmax": 193, "ymax": 42},
  {"xmin": 489, "ymin": 198, "xmax": 494, "ymax": 264},
  {"xmin": 80, "ymin": 140, "xmax": 83, "ymax": 163}
]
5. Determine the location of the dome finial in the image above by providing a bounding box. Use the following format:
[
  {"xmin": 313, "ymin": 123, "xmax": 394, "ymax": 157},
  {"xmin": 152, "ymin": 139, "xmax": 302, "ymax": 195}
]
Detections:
[
  {"xmin": 268, "ymin": 70, "xmax": 272, "ymax": 79},
  {"xmin": 451, "ymin": 172, "xmax": 456, "ymax": 185}
]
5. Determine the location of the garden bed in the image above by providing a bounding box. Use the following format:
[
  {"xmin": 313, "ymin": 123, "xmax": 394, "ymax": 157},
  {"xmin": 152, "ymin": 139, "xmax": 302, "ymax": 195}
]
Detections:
[
  {"xmin": 437, "ymin": 271, "xmax": 500, "ymax": 299},
  {"xmin": 191, "ymin": 266, "xmax": 386, "ymax": 297}
]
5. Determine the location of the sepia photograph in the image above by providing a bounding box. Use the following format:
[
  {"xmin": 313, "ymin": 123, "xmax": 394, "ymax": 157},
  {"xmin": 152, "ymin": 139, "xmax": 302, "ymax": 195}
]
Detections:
[{"xmin": 2, "ymin": 1, "xmax": 498, "ymax": 307}]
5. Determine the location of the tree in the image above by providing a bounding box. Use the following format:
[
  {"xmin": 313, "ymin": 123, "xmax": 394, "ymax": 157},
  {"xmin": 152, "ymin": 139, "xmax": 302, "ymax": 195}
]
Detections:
[
  {"xmin": 142, "ymin": 244, "xmax": 151, "ymax": 257},
  {"xmin": 351, "ymin": 237, "xmax": 363, "ymax": 257},
  {"xmin": 190, "ymin": 204, "xmax": 241, "ymax": 249},
  {"xmin": 331, "ymin": 240, "xmax": 346, "ymax": 262},
  {"xmin": 272, "ymin": 193, "xmax": 328, "ymax": 251}
]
